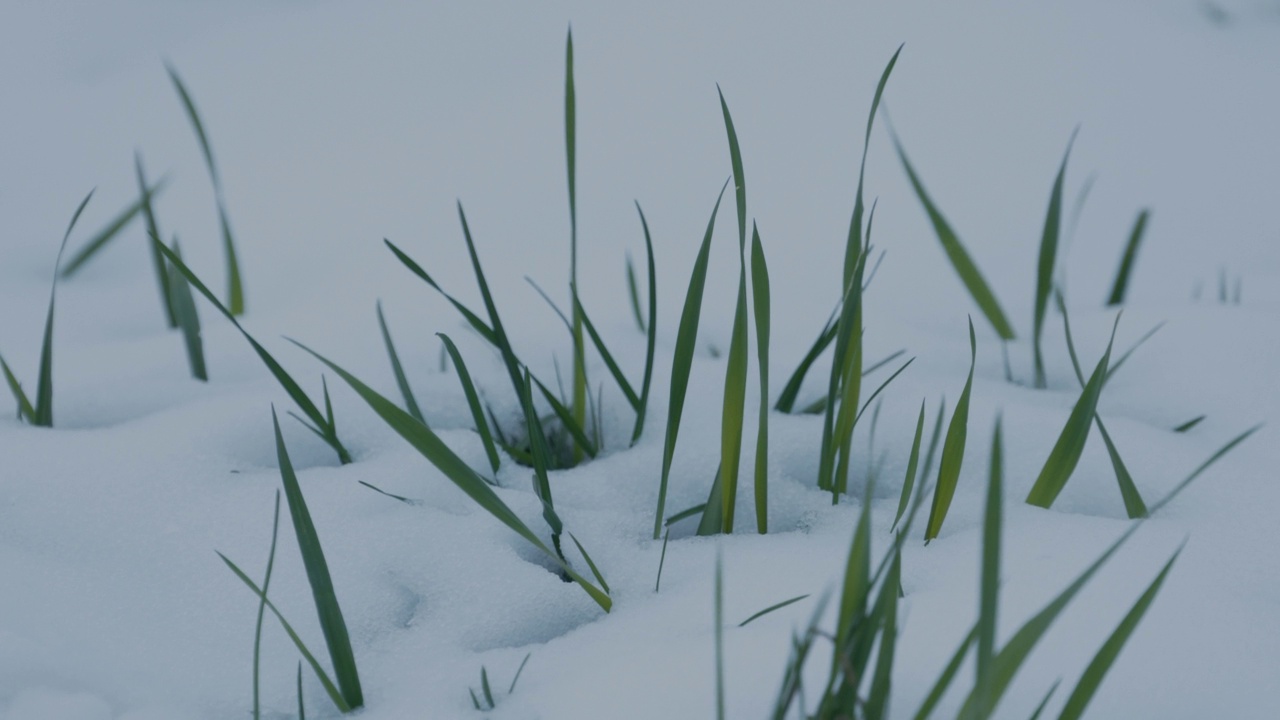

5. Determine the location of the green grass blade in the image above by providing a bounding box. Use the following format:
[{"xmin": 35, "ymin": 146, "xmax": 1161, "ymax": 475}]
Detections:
[
  {"xmin": 480, "ymin": 666, "xmax": 495, "ymax": 708},
  {"xmin": 912, "ymin": 626, "xmax": 978, "ymax": 720},
  {"xmin": 1057, "ymin": 546, "xmax": 1182, "ymax": 720},
  {"xmin": 626, "ymin": 252, "xmax": 646, "ymax": 332},
  {"xmin": 297, "ymin": 662, "xmax": 305, "ymax": 720},
  {"xmin": 654, "ymin": 528, "xmax": 670, "ymax": 592},
  {"xmin": 751, "ymin": 224, "xmax": 771, "ymax": 533},
  {"xmin": 1106, "ymin": 321, "xmax": 1165, "ymax": 383},
  {"xmin": 818, "ymin": 255, "xmax": 869, "ymax": 493},
  {"xmin": 834, "ymin": 498, "xmax": 873, "ymax": 668},
  {"xmin": 167, "ymin": 239, "xmax": 207, "ymax": 381},
  {"xmin": 892, "ymin": 400, "xmax": 928, "ymax": 533},
  {"xmin": 717, "ymin": 85, "xmax": 748, "ymax": 253},
  {"xmin": 893, "ymin": 135, "xmax": 1016, "ymax": 340},
  {"xmin": 1026, "ymin": 316, "xmax": 1119, "ymax": 508},
  {"xmin": 714, "ymin": 548, "xmax": 726, "ymax": 720},
  {"xmin": 568, "ymin": 532, "xmax": 610, "ymax": 594},
  {"xmin": 358, "ymin": 480, "xmax": 419, "ymax": 505},
  {"xmin": 525, "ymin": 276, "xmax": 573, "ymax": 337},
  {"xmin": 1034, "ymin": 130, "xmax": 1078, "ymax": 388},
  {"xmin": 33, "ymin": 190, "xmax": 92, "ymax": 427},
  {"xmin": 973, "ymin": 417, "xmax": 1005, "ymax": 719},
  {"xmin": 0, "ymin": 355, "xmax": 36, "ymax": 423},
  {"xmin": 1106, "ymin": 209, "xmax": 1150, "ymax": 306},
  {"xmin": 295, "ymin": 342, "xmax": 610, "ymax": 610},
  {"xmin": 719, "ymin": 278, "xmax": 750, "ymax": 532},
  {"xmin": 631, "ymin": 202, "xmax": 659, "ymax": 445},
  {"xmin": 774, "ymin": 310, "xmax": 838, "ymax": 413},
  {"xmin": 272, "ymin": 409, "xmax": 362, "ymax": 709},
  {"xmin": 564, "ymin": 28, "xmax": 588, "ymax": 466},
  {"xmin": 508, "ymin": 653, "xmax": 532, "ymax": 694},
  {"xmin": 924, "ymin": 319, "xmax": 976, "ymax": 543},
  {"xmin": 533, "ymin": 376, "xmax": 598, "ymax": 459},
  {"xmin": 575, "ymin": 298, "xmax": 639, "ymax": 408},
  {"xmin": 59, "ymin": 176, "xmax": 169, "ymax": 279},
  {"xmin": 135, "ymin": 156, "xmax": 177, "ymax": 328},
  {"xmin": 852, "ymin": 357, "xmax": 915, "ymax": 430},
  {"xmin": 1173, "ymin": 415, "xmax": 1206, "ymax": 433},
  {"xmin": 376, "ymin": 302, "xmax": 424, "ymax": 424},
  {"xmin": 521, "ymin": 370, "xmax": 567, "ymax": 551},
  {"xmin": 845, "ymin": 44, "xmax": 903, "ymax": 290},
  {"xmin": 437, "ymin": 334, "xmax": 501, "ymax": 475},
  {"xmin": 1148, "ymin": 424, "xmax": 1262, "ymax": 514},
  {"xmin": 864, "ymin": 551, "xmax": 902, "ymax": 719},
  {"xmin": 252, "ymin": 492, "xmax": 282, "ymax": 720},
  {"xmin": 919, "ymin": 397, "xmax": 948, "ymax": 493},
  {"xmin": 738, "ymin": 594, "xmax": 809, "ymax": 628},
  {"xmin": 218, "ymin": 552, "xmax": 350, "ymax": 713},
  {"xmin": 697, "ymin": 465, "xmax": 725, "ymax": 537},
  {"xmin": 383, "ymin": 239, "xmax": 497, "ymax": 345},
  {"xmin": 1029, "ymin": 681, "xmax": 1062, "ymax": 720},
  {"xmin": 654, "ymin": 179, "xmax": 730, "ymax": 539}
]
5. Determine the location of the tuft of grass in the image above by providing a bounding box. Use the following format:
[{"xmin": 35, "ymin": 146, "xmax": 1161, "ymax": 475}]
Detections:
[
  {"xmin": 1106, "ymin": 209, "xmax": 1150, "ymax": 306},
  {"xmin": 1033, "ymin": 130, "xmax": 1078, "ymax": 388},
  {"xmin": 751, "ymin": 224, "xmax": 771, "ymax": 533},
  {"xmin": 166, "ymin": 238, "xmax": 207, "ymax": 381},
  {"xmin": 166, "ymin": 63, "xmax": 245, "ymax": 315},
  {"xmin": 923, "ymin": 319, "xmax": 976, "ymax": 543},
  {"xmin": 376, "ymin": 301, "xmax": 425, "ymax": 425}
]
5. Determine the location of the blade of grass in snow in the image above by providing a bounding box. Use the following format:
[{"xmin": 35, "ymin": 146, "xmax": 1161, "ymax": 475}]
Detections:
[
  {"xmin": 626, "ymin": 252, "xmax": 646, "ymax": 332},
  {"xmin": 714, "ymin": 548, "xmax": 725, "ymax": 720},
  {"xmin": 1174, "ymin": 415, "xmax": 1206, "ymax": 433},
  {"xmin": 1148, "ymin": 423, "xmax": 1262, "ymax": 514},
  {"xmin": 297, "ymin": 663, "xmax": 305, "ymax": 720},
  {"xmin": 521, "ymin": 369, "xmax": 568, "ymax": 562},
  {"xmin": 1033, "ymin": 130, "xmax": 1077, "ymax": 388},
  {"xmin": 833, "ymin": 497, "xmax": 872, "ymax": 674},
  {"xmin": 893, "ymin": 133, "xmax": 1016, "ymax": 340},
  {"xmin": 295, "ymin": 341, "xmax": 610, "ymax": 610},
  {"xmin": 437, "ymin": 334, "xmax": 502, "ymax": 475},
  {"xmin": 863, "ymin": 551, "xmax": 902, "ymax": 719},
  {"xmin": 666, "ymin": 503, "xmax": 708, "ymax": 526},
  {"xmin": 774, "ymin": 308, "xmax": 837, "ymax": 413},
  {"xmin": 166, "ymin": 64, "xmax": 245, "ymax": 315},
  {"xmin": 156, "ymin": 239, "xmax": 350, "ymax": 463},
  {"xmin": 830, "ymin": 206, "xmax": 879, "ymax": 498},
  {"xmin": 1105, "ymin": 320, "xmax": 1165, "ymax": 383},
  {"xmin": 739, "ymin": 594, "xmax": 809, "ymax": 628},
  {"xmin": 653, "ymin": 180, "xmax": 730, "ymax": 539},
  {"xmin": 971, "ymin": 417, "xmax": 1005, "ymax": 720},
  {"xmin": 480, "ymin": 667, "xmax": 495, "ymax": 708},
  {"xmin": 525, "ymin": 276, "xmax": 573, "ymax": 337},
  {"xmin": 852, "ymin": 357, "xmax": 915, "ymax": 430},
  {"xmin": 631, "ymin": 202, "xmax": 659, "ymax": 446},
  {"xmin": 252, "ymin": 492, "xmax": 281, "ymax": 720},
  {"xmin": 751, "ymin": 224, "xmax": 771, "ymax": 533},
  {"xmin": 59, "ymin": 179, "xmax": 168, "ymax": 278},
  {"xmin": 575, "ymin": 298, "xmax": 639, "ymax": 408},
  {"xmin": 0, "ymin": 356, "xmax": 36, "ymax": 422},
  {"xmin": 564, "ymin": 28, "xmax": 589, "ymax": 466},
  {"xmin": 844, "ymin": 44, "xmax": 902, "ymax": 290},
  {"xmin": 383, "ymin": 239, "xmax": 497, "ymax": 345},
  {"xmin": 817, "ymin": 251, "xmax": 869, "ymax": 495},
  {"xmin": 924, "ymin": 319, "xmax": 976, "ymax": 543},
  {"xmin": 167, "ymin": 239, "xmax": 207, "ymax": 381},
  {"xmin": 892, "ymin": 401, "xmax": 928, "ymax": 533},
  {"xmin": 912, "ymin": 626, "xmax": 978, "ymax": 720},
  {"xmin": 533, "ymin": 376, "xmax": 598, "ymax": 459},
  {"xmin": 1057, "ymin": 546, "xmax": 1182, "ymax": 720},
  {"xmin": 376, "ymin": 302, "xmax": 424, "ymax": 425},
  {"xmin": 272, "ymin": 409, "xmax": 362, "ymax": 710},
  {"xmin": 697, "ymin": 464, "xmax": 726, "ymax": 537},
  {"xmin": 568, "ymin": 532, "xmax": 610, "ymax": 594},
  {"xmin": 654, "ymin": 529, "xmax": 670, "ymax": 593},
  {"xmin": 357, "ymin": 480, "xmax": 419, "ymax": 505},
  {"xmin": 1106, "ymin": 209, "xmax": 1150, "ymax": 306},
  {"xmin": 509, "ymin": 653, "xmax": 532, "ymax": 694}
]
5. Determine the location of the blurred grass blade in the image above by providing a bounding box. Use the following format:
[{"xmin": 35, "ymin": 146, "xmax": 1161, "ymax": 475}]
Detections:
[
  {"xmin": 509, "ymin": 653, "xmax": 532, "ymax": 694},
  {"xmin": 272, "ymin": 409, "xmax": 362, "ymax": 709},
  {"xmin": 751, "ymin": 224, "xmax": 771, "ymax": 533},
  {"xmin": 626, "ymin": 252, "xmax": 646, "ymax": 332},
  {"xmin": 252, "ymin": 492, "xmax": 282, "ymax": 720},
  {"xmin": 1173, "ymin": 415, "xmax": 1206, "ymax": 433},
  {"xmin": 376, "ymin": 301, "xmax": 424, "ymax": 424},
  {"xmin": 853, "ymin": 357, "xmax": 915, "ymax": 429},
  {"xmin": 294, "ymin": 341, "xmax": 611, "ymax": 610},
  {"xmin": 480, "ymin": 667, "xmax": 495, "ymax": 708},
  {"xmin": 864, "ymin": 551, "xmax": 902, "ymax": 719},
  {"xmin": 924, "ymin": 319, "xmax": 976, "ymax": 543},
  {"xmin": 568, "ymin": 532, "xmax": 610, "ymax": 594},
  {"xmin": 631, "ymin": 202, "xmax": 659, "ymax": 446},
  {"xmin": 738, "ymin": 594, "xmax": 809, "ymax": 628},
  {"xmin": 59, "ymin": 176, "xmax": 169, "ymax": 279},
  {"xmin": 0, "ymin": 356, "xmax": 36, "ymax": 423},
  {"xmin": 893, "ymin": 134, "xmax": 1016, "ymax": 340},
  {"xmin": 1106, "ymin": 321, "xmax": 1164, "ymax": 383},
  {"xmin": 912, "ymin": 626, "xmax": 978, "ymax": 720},
  {"xmin": 973, "ymin": 417, "xmax": 1005, "ymax": 719},
  {"xmin": 1106, "ymin": 209, "xmax": 1150, "ymax": 306},
  {"xmin": 1057, "ymin": 546, "xmax": 1182, "ymax": 720},
  {"xmin": 892, "ymin": 400, "xmax": 927, "ymax": 533},
  {"xmin": 167, "ymin": 239, "xmax": 208, "ymax": 381},
  {"xmin": 834, "ymin": 498, "xmax": 873, "ymax": 671},
  {"xmin": 1034, "ymin": 130, "xmax": 1078, "ymax": 388},
  {"xmin": 654, "ymin": 528, "xmax": 670, "ymax": 593},
  {"xmin": 654, "ymin": 179, "xmax": 730, "ymax": 539},
  {"xmin": 714, "ymin": 549, "xmax": 726, "ymax": 720},
  {"xmin": 437, "ymin": 333, "xmax": 501, "ymax": 475},
  {"xmin": 383, "ymin": 239, "xmax": 496, "ymax": 345}
]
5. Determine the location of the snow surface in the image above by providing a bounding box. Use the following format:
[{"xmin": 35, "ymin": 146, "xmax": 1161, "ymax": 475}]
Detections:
[{"xmin": 2, "ymin": 1, "xmax": 1278, "ymax": 718}]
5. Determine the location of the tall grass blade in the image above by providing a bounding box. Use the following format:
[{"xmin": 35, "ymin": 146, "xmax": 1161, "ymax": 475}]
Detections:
[
  {"xmin": 924, "ymin": 319, "xmax": 976, "ymax": 543},
  {"xmin": 653, "ymin": 180, "xmax": 730, "ymax": 539},
  {"xmin": 632, "ymin": 202, "xmax": 659, "ymax": 446},
  {"xmin": 521, "ymin": 370, "xmax": 567, "ymax": 559},
  {"xmin": 437, "ymin": 333, "xmax": 501, "ymax": 475},
  {"xmin": 296, "ymin": 663, "xmax": 305, "ymax": 720},
  {"xmin": 834, "ymin": 498, "xmax": 873, "ymax": 672},
  {"xmin": 564, "ymin": 28, "xmax": 588, "ymax": 465},
  {"xmin": 59, "ymin": 179, "xmax": 168, "ymax": 278},
  {"xmin": 272, "ymin": 409, "xmax": 362, "ymax": 709},
  {"xmin": 1057, "ymin": 546, "xmax": 1182, "ymax": 720},
  {"xmin": 817, "ymin": 254, "xmax": 868, "ymax": 494},
  {"xmin": 252, "ymin": 492, "xmax": 281, "ymax": 720},
  {"xmin": 1033, "ymin": 130, "xmax": 1077, "ymax": 388},
  {"xmin": 1106, "ymin": 209, "xmax": 1150, "ymax": 306},
  {"xmin": 575, "ymin": 298, "xmax": 639, "ymax": 408},
  {"xmin": 972, "ymin": 417, "xmax": 1005, "ymax": 719},
  {"xmin": 892, "ymin": 400, "xmax": 928, "ymax": 533},
  {"xmin": 167, "ymin": 239, "xmax": 207, "ymax": 381},
  {"xmin": 751, "ymin": 224, "xmax": 771, "ymax": 533},
  {"xmin": 31, "ymin": 190, "xmax": 93, "ymax": 427},
  {"xmin": 383, "ymin": 239, "xmax": 496, "ymax": 345},
  {"xmin": 845, "ymin": 44, "xmax": 902, "ymax": 289},
  {"xmin": 376, "ymin": 302, "xmax": 424, "ymax": 424}
]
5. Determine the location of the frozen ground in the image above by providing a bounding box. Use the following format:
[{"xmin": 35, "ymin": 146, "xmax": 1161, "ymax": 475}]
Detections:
[{"xmin": 1, "ymin": 1, "xmax": 1278, "ymax": 718}]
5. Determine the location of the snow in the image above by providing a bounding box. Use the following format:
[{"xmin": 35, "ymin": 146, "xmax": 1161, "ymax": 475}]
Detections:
[{"xmin": 2, "ymin": 1, "xmax": 1278, "ymax": 718}]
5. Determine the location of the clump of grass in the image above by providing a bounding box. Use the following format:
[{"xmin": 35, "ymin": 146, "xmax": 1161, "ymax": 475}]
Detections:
[{"xmin": 2, "ymin": 190, "xmax": 94, "ymax": 427}]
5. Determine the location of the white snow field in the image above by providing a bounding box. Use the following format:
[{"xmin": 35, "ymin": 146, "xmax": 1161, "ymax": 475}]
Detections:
[{"xmin": 2, "ymin": 1, "xmax": 1278, "ymax": 718}]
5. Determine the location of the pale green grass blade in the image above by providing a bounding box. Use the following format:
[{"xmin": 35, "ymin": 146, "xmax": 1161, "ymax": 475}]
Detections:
[
  {"xmin": 155, "ymin": 239, "xmax": 350, "ymax": 463},
  {"xmin": 1148, "ymin": 424, "xmax": 1262, "ymax": 514},
  {"xmin": 924, "ymin": 319, "xmax": 976, "ymax": 543},
  {"xmin": 0, "ymin": 355, "xmax": 36, "ymax": 423},
  {"xmin": 1034, "ymin": 130, "xmax": 1078, "ymax": 388},
  {"xmin": 738, "ymin": 594, "xmax": 809, "ymax": 628},
  {"xmin": 568, "ymin": 532, "xmax": 610, "ymax": 594},
  {"xmin": 715, "ymin": 549, "xmax": 726, "ymax": 720},
  {"xmin": 508, "ymin": 653, "xmax": 532, "ymax": 694},
  {"xmin": 383, "ymin": 239, "xmax": 497, "ymax": 345},
  {"xmin": 1057, "ymin": 546, "xmax": 1182, "ymax": 720},
  {"xmin": 1026, "ymin": 316, "xmax": 1119, "ymax": 508},
  {"xmin": 137, "ymin": 156, "xmax": 176, "ymax": 328},
  {"xmin": 1029, "ymin": 681, "xmax": 1061, "ymax": 720},
  {"xmin": 272, "ymin": 409, "xmax": 362, "ymax": 709},
  {"xmin": 631, "ymin": 202, "xmax": 658, "ymax": 446},
  {"xmin": 912, "ymin": 626, "xmax": 978, "ymax": 720},
  {"xmin": 864, "ymin": 551, "xmax": 902, "ymax": 719},
  {"xmin": 719, "ymin": 278, "xmax": 750, "ymax": 532},
  {"xmin": 1106, "ymin": 209, "xmax": 1150, "ymax": 306},
  {"xmin": 252, "ymin": 492, "xmax": 282, "ymax": 720},
  {"xmin": 167, "ymin": 239, "xmax": 207, "ymax": 381},
  {"xmin": 294, "ymin": 342, "xmax": 611, "ymax": 610},
  {"xmin": 751, "ymin": 224, "xmax": 771, "ymax": 533},
  {"xmin": 1173, "ymin": 415, "xmax": 1206, "ymax": 433},
  {"xmin": 654, "ymin": 180, "xmax": 730, "ymax": 539},
  {"xmin": 892, "ymin": 400, "xmax": 928, "ymax": 533},
  {"xmin": 830, "ymin": 244, "xmax": 872, "ymax": 497},
  {"xmin": 774, "ymin": 310, "xmax": 837, "ymax": 413},
  {"xmin": 893, "ymin": 135, "xmax": 1016, "ymax": 340},
  {"xmin": 437, "ymin": 333, "xmax": 501, "ymax": 475},
  {"xmin": 218, "ymin": 552, "xmax": 350, "ymax": 713},
  {"xmin": 575, "ymin": 298, "xmax": 639, "ymax": 408},
  {"xmin": 59, "ymin": 176, "xmax": 169, "ymax": 278},
  {"xmin": 973, "ymin": 417, "xmax": 1005, "ymax": 719},
  {"xmin": 34, "ymin": 190, "xmax": 92, "ymax": 427},
  {"xmin": 565, "ymin": 28, "xmax": 588, "ymax": 466},
  {"xmin": 845, "ymin": 44, "xmax": 903, "ymax": 289},
  {"xmin": 376, "ymin": 302, "xmax": 424, "ymax": 424},
  {"xmin": 626, "ymin": 252, "xmax": 646, "ymax": 332}
]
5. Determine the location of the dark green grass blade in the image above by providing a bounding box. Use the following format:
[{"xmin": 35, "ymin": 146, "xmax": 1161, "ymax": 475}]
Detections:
[
  {"xmin": 533, "ymin": 377, "xmax": 598, "ymax": 458},
  {"xmin": 654, "ymin": 180, "xmax": 730, "ymax": 539},
  {"xmin": 296, "ymin": 663, "xmax": 305, "ymax": 720},
  {"xmin": 631, "ymin": 202, "xmax": 659, "ymax": 446},
  {"xmin": 469, "ymin": 688, "xmax": 484, "ymax": 710},
  {"xmin": 845, "ymin": 43, "xmax": 903, "ymax": 289},
  {"xmin": 383, "ymin": 239, "xmax": 497, "ymax": 345},
  {"xmin": 136, "ymin": 156, "xmax": 177, "ymax": 328},
  {"xmin": 715, "ymin": 549, "xmax": 726, "ymax": 720},
  {"xmin": 376, "ymin": 302, "xmax": 424, "ymax": 424},
  {"xmin": 655, "ymin": 528, "xmax": 670, "ymax": 592},
  {"xmin": 437, "ymin": 334, "xmax": 501, "ymax": 475},
  {"xmin": 1029, "ymin": 681, "xmax": 1061, "ymax": 720},
  {"xmin": 973, "ymin": 417, "xmax": 1005, "ymax": 719},
  {"xmin": 253, "ymin": 492, "xmax": 281, "ymax": 720},
  {"xmin": 893, "ymin": 135, "xmax": 1016, "ymax": 340},
  {"xmin": 1057, "ymin": 546, "xmax": 1182, "ymax": 720},
  {"xmin": 59, "ymin": 176, "xmax": 169, "ymax": 278},
  {"xmin": 1026, "ymin": 317, "xmax": 1119, "ymax": 508},
  {"xmin": 521, "ymin": 370, "xmax": 567, "ymax": 549},
  {"xmin": 272, "ymin": 409, "xmax": 362, "ymax": 709},
  {"xmin": 565, "ymin": 28, "xmax": 588, "ymax": 466},
  {"xmin": 568, "ymin": 532, "xmax": 610, "ymax": 594},
  {"xmin": 575, "ymin": 298, "xmax": 639, "ymax": 408},
  {"xmin": 892, "ymin": 400, "xmax": 928, "ymax": 533},
  {"xmin": 751, "ymin": 224, "xmax": 771, "ymax": 533},
  {"xmin": 924, "ymin": 320, "xmax": 976, "ymax": 543},
  {"xmin": 718, "ymin": 85, "xmax": 748, "ymax": 253},
  {"xmin": 358, "ymin": 480, "xmax": 419, "ymax": 505},
  {"xmin": 525, "ymin": 276, "xmax": 573, "ymax": 338},
  {"xmin": 218, "ymin": 552, "xmax": 350, "ymax": 713},
  {"xmin": 294, "ymin": 342, "xmax": 611, "ymax": 610},
  {"xmin": 774, "ymin": 309, "xmax": 837, "ymax": 413},
  {"xmin": 34, "ymin": 190, "xmax": 92, "ymax": 426},
  {"xmin": 912, "ymin": 626, "xmax": 978, "ymax": 720},
  {"xmin": 739, "ymin": 594, "xmax": 809, "ymax": 628},
  {"xmin": 480, "ymin": 667, "xmax": 495, "ymax": 708},
  {"xmin": 1148, "ymin": 424, "xmax": 1262, "ymax": 514},
  {"xmin": 509, "ymin": 653, "xmax": 532, "ymax": 694},
  {"xmin": 719, "ymin": 278, "xmax": 750, "ymax": 532},
  {"xmin": 1173, "ymin": 415, "xmax": 1206, "ymax": 433},
  {"xmin": 1106, "ymin": 209, "xmax": 1150, "ymax": 306},
  {"xmin": 1034, "ymin": 130, "xmax": 1078, "ymax": 388},
  {"xmin": 834, "ymin": 497, "xmax": 873, "ymax": 669},
  {"xmin": 817, "ymin": 255, "xmax": 868, "ymax": 493},
  {"xmin": 853, "ymin": 357, "xmax": 915, "ymax": 429},
  {"xmin": 155, "ymin": 239, "xmax": 350, "ymax": 463},
  {"xmin": 168, "ymin": 240, "xmax": 207, "ymax": 381},
  {"xmin": 626, "ymin": 252, "xmax": 646, "ymax": 332},
  {"xmin": 0, "ymin": 355, "xmax": 36, "ymax": 423}
]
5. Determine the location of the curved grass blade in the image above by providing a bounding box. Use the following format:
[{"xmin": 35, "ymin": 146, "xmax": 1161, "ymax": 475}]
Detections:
[
  {"xmin": 1106, "ymin": 321, "xmax": 1165, "ymax": 383},
  {"xmin": 845, "ymin": 43, "xmax": 902, "ymax": 289},
  {"xmin": 521, "ymin": 369, "xmax": 567, "ymax": 557},
  {"xmin": 653, "ymin": 179, "xmax": 730, "ymax": 539},
  {"xmin": 568, "ymin": 532, "xmax": 610, "ymax": 594},
  {"xmin": 358, "ymin": 480, "xmax": 419, "ymax": 505},
  {"xmin": 893, "ymin": 134, "xmax": 1016, "ymax": 340},
  {"xmin": 167, "ymin": 239, "xmax": 207, "ymax": 381},
  {"xmin": 437, "ymin": 333, "xmax": 501, "ymax": 475},
  {"xmin": 293, "ymin": 341, "xmax": 610, "ymax": 610},
  {"xmin": 383, "ymin": 239, "xmax": 496, "ymax": 345},
  {"xmin": 272, "ymin": 409, "xmax": 362, "ymax": 709},
  {"xmin": 31, "ymin": 190, "xmax": 93, "ymax": 426},
  {"xmin": 1057, "ymin": 546, "xmax": 1182, "ymax": 720},
  {"xmin": 1029, "ymin": 681, "xmax": 1062, "ymax": 720},
  {"xmin": 631, "ymin": 202, "xmax": 659, "ymax": 446},
  {"xmin": 924, "ymin": 319, "xmax": 976, "ymax": 543},
  {"xmin": 719, "ymin": 278, "xmax": 750, "ymax": 532},
  {"xmin": 739, "ymin": 594, "xmax": 809, "ymax": 628},
  {"xmin": 376, "ymin": 301, "xmax": 424, "ymax": 424},
  {"xmin": 751, "ymin": 224, "xmax": 771, "ymax": 533},
  {"xmin": 1148, "ymin": 423, "xmax": 1262, "ymax": 514},
  {"xmin": 509, "ymin": 653, "xmax": 532, "ymax": 694},
  {"xmin": 1033, "ymin": 130, "xmax": 1078, "ymax": 388},
  {"xmin": 252, "ymin": 492, "xmax": 282, "ymax": 720},
  {"xmin": 891, "ymin": 400, "xmax": 928, "ymax": 533},
  {"xmin": 59, "ymin": 177, "xmax": 168, "ymax": 279},
  {"xmin": 1106, "ymin": 209, "xmax": 1150, "ymax": 306},
  {"xmin": 912, "ymin": 625, "xmax": 978, "ymax": 720},
  {"xmin": 575, "ymin": 297, "xmax": 639, "ymax": 408}
]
